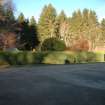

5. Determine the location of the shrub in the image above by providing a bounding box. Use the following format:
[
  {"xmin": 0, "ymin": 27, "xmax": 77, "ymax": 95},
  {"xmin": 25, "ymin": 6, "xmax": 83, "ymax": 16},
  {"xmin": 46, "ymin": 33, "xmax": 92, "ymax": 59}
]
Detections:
[
  {"xmin": 41, "ymin": 37, "xmax": 66, "ymax": 51},
  {"xmin": 33, "ymin": 52, "xmax": 48, "ymax": 63},
  {"xmin": 87, "ymin": 52, "xmax": 98, "ymax": 62},
  {"xmin": 0, "ymin": 52, "xmax": 9, "ymax": 66},
  {"xmin": 43, "ymin": 52, "xmax": 67, "ymax": 64},
  {"xmin": 0, "ymin": 51, "xmax": 101, "ymax": 66},
  {"xmin": 16, "ymin": 52, "xmax": 27, "ymax": 65},
  {"xmin": 15, "ymin": 52, "xmax": 48, "ymax": 64},
  {"xmin": 65, "ymin": 54, "xmax": 76, "ymax": 64},
  {"xmin": 75, "ymin": 51, "xmax": 96, "ymax": 63}
]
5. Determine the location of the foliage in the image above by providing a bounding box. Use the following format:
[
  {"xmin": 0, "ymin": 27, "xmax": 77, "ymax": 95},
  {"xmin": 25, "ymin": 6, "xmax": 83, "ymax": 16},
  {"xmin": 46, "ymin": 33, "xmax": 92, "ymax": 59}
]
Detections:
[
  {"xmin": 0, "ymin": 0, "xmax": 16, "ymax": 32},
  {"xmin": 41, "ymin": 37, "xmax": 66, "ymax": 51},
  {"xmin": 0, "ymin": 3, "xmax": 105, "ymax": 52},
  {"xmin": 43, "ymin": 52, "xmax": 67, "ymax": 64},
  {"xmin": 71, "ymin": 36, "xmax": 89, "ymax": 51},
  {"xmin": 18, "ymin": 13, "xmax": 25, "ymax": 23},
  {"xmin": 101, "ymin": 18, "xmax": 105, "ymax": 42},
  {"xmin": 0, "ymin": 51, "xmax": 104, "ymax": 66},
  {"xmin": 17, "ymin": 19, "xmax": 39, "ymax": 50},
  {"xmin": 0, "ymin": 34, "xmax": 3, "ymax": 50},
  {"xmin": 38, "ymin": 4, "xmax": 57, "ymax": 43},
  {"xmin": 29, "ymin": 16, "xmax": 36, "ymax": 26},
  {"xmin": 0, "ymin": 51, "xmax": 49, "ymax": 65},
  {"xmin": 75, "ymin": 52, "xmax": 97, "ymax": 63}
]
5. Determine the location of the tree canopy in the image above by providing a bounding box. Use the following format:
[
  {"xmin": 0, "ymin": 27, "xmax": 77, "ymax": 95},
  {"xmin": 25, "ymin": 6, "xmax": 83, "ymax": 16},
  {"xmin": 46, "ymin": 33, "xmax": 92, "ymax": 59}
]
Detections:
[{"xmin": 0, "ymin": 3, "xmax": 105, "ymax": 51}]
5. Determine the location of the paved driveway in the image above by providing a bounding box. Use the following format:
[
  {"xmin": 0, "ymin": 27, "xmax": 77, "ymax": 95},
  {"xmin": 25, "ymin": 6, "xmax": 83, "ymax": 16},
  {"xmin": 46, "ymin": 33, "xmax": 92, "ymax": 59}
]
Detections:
[{"xmin": 0, "ymin": 63, "xmax": 105, "ymax": 105}]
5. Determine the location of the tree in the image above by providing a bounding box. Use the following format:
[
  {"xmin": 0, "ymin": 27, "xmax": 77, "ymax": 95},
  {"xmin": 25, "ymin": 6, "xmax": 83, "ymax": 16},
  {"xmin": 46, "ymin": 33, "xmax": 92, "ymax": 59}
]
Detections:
[
  {"xmin": 18, "ymin": 13, "xmax": 25, "ymax": 23},
  {"xmin": 29, "ymin": 16, "xmax": 39, "ymax": 49},
  {"xmin": 56, "ymin": 10, "xmax": 67, "ymax": 39},
  {"xmin": 3, "ymin": 0, "xmax": 15, "ymax": 21},
  {"xmin": 0, "ymin": 2, "xmax": 4, "ymax": 20},
  {"xmin": 18, "ymin": 19, "xmax": 30, "ymax": 50},
  {"xmin": 18, "ymin": 18, "xmax": 39, "ymax": 50},
  {"xmin": 0, "ymin": 0, "xmax": 15, "ymax": 33},
  {"xmin": 71, "ymin": 10, "xmax": 83, "ymax": 32},
  {"xmin": 38, "ymin": 4, "xmax": 57, "ymax": 43},
  {"xmin": 64, "ymin": 10, "xmax": 83, "ymax": 48},
  {"xmin": 83, "ymin": 9, "xmax": 100, "ymax": 51},
  {"xmin": 101, "ymin": 18, "xmax": 105, "ymax": 42},
  {"xmin": 57, "ymin": 10, "xmax": 67, "ymax": 23},
  {"xmin": 29, "ymin": 16, "xmax": 36, "ymax": 26},
  {"xmin": 0, "ymin": 34, "xmax": 3, "ymax": 50}
]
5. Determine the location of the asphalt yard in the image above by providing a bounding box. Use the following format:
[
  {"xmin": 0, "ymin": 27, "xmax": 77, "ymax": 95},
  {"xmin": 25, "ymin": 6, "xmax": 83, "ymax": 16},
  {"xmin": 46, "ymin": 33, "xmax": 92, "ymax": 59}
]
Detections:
[{"xmin": 0, "ymin": 63, "xmax": 105, "ymax": 105}]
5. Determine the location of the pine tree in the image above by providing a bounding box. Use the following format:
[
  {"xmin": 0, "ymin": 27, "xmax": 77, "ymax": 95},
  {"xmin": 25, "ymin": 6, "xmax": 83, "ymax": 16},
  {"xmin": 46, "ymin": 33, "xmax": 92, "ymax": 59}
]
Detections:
[
  {"xmin": 18, "ymin": 13, "xmax": 25, "ymax": 23},
  {"xmin": 70, "ymin": 10, "xmax": 83, "ymax": 32},
  {"xmin": 58, "ymin": 10, "xmax": 67, "ymax": 23},
  {"xmin": 89, "ymin": 10, "xmax": 98, "ymax": 24},
  {"xmin": 56, "ymin": 10, "xmax": 67, "ymax": 39},
  {"xmin": 18, "ymin": 18, "xmax": 39, "ymax": 50},
  {"xmin": 101, "ymin": 18, "xmax": 105, "ymax": 42},
  {"xmin": 18, "ymin": 19, "xmax": 30, "ymax": 50},
  {"xmin": 29, "ymin": 16, "xmax": 36, "ymax": 26},
  {"xmin": 68, "ymin": 10, "xmax": 83, "ymax": 48},
  {"xmin": 29, "ymin": 16, "xmax": 39, "ymax": 49},
  {"xmin": 77, "ymin": 9, "xmax": 101, "ymax": 51},
  {"xmin": 38, "ymin": 4, "xmax": 57, "ymax": 43}
]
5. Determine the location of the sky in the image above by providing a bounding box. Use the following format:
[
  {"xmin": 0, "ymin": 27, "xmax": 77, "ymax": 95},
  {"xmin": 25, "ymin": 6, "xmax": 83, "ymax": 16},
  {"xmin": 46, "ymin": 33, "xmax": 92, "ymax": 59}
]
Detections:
[{"xmin": 13, "ymin": 0, "xmax": 105, "ymax": 22}]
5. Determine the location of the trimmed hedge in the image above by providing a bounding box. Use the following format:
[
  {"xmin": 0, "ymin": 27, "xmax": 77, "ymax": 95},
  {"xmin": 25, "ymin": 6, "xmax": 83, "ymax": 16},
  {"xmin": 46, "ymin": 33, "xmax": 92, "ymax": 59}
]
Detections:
[
  {"xmin": 0, "ymin": 51, "xmax": 103, "ymax": 66},
  {"xmin": 0, "ymin": 51, "xmax": 48, "ymax": 65}
]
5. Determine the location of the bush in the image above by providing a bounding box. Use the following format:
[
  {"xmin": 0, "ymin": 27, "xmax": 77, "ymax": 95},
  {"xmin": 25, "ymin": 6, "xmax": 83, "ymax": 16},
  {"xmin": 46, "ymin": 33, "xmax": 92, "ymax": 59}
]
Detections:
[
  {"xmin": 65, "ymin": 54, "xmax": 76, "ymax": 64},
  {"xmin": 16, "ymin": 52, "xmax": 27, "ymax": 65},
  {"xmin": 0, "ymin": 51, "xmax": 49, "ymax": 65},
  {"xmin": 15, "ymin": 52, "xmax": 48, "ymax": 64},
  {"xmin": 75, "ymin": 51, "xmax": 96, "ymax": 63},
  {"xmin": 0, "ymin": 51, "xmax": 102, "ymax": 66},
  {"xmin": 43, "ymin": 52, "xmax": 67, "ymax": 64},
  {"xmin": 41, "ymin": 37, "xmax": 66, "ymax": 51}
]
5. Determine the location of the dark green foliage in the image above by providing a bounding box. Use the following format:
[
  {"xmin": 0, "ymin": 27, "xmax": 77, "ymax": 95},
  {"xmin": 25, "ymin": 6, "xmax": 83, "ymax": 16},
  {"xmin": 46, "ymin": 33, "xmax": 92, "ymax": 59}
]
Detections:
[
  {"xmin": 18, "ymin": 19, "xmax": 39, "ymax": 50},
  {"xmin": 41, "ymin": 37, "xmax": 66, "ymax": 51},
  {"xmin": 0, "ymin": 51, "xmax": 49, "ymax": 65},
  {"xmin": 0, "ymin": 35, "xmax": 3, "ymax": 50},
  {"xmin": 0, "ymin": 52, "xmax": 16, "ymax": 65}
]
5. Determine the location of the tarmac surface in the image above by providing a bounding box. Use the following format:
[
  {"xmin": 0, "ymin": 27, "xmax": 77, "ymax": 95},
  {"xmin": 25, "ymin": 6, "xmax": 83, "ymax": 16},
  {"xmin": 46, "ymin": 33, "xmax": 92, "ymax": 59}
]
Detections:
[{"xmin": 0, "ymin": 63, "xmax": 105, "ymax": 105}]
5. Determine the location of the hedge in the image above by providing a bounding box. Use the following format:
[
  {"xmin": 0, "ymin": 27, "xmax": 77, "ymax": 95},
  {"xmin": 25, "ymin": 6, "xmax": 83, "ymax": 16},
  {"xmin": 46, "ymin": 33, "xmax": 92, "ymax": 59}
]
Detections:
[{"xmin": 0, "ymin": 51, "xmax": 104, "ymax": 66}]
